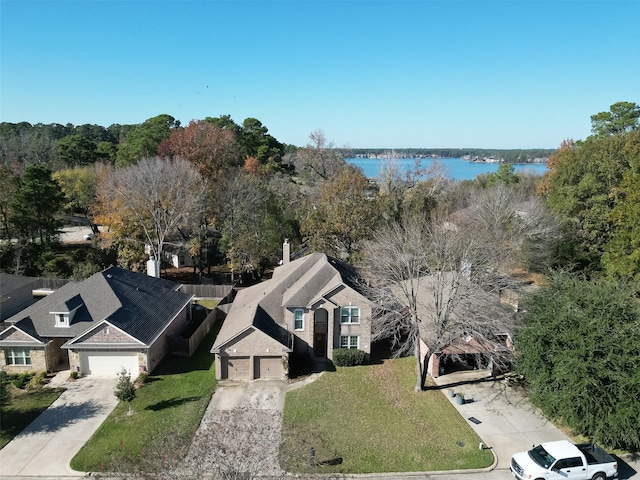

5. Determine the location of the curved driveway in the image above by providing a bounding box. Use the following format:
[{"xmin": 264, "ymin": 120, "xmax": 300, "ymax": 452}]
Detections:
[{"xmin": 0, "ymin": 373, "xmax": 117, "ymax": 478}]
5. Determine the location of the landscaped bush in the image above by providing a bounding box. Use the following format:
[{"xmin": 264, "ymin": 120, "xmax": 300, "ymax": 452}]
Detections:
[
  {"xmin": 9, "ymin": 372, "xmax": 33, "ymax": 389},
  {"xmin": 25, "ymin": 372, "xmax": 46, "ymax": 390},
  {"xmin": 332, "ymin": 349, "xmax": 368, "ymax": 367}
]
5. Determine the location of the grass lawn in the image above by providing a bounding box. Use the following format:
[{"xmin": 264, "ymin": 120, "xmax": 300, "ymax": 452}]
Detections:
[
  {"xmin": 0, "ymin": 387, "xmax": 64, "ymax": 449},
  {"xmin": 194, "ymin": 298, "xmax": 220, "ymax": 310},
  {"xmin": 70, "ymin": 324, "xmax": 220, "ymax": 473},
  {"xmin": 281, "ymin": 357, "xmax": 494, "ymax": 474}
]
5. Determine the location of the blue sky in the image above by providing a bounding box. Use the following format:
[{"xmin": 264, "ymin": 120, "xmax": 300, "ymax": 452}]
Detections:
[{"xmin": 1, "ymin": 0, "xmax": 638, "ymax": 148}]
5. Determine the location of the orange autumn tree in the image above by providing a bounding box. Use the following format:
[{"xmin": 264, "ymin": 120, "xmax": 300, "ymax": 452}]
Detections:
[
  {"xmin": 243, "ymin": 155, "xmax": 261, "ymax": 176},
  {"xmin": 158, "ymin": 120, "xmax": 240, "ymax": 183}
]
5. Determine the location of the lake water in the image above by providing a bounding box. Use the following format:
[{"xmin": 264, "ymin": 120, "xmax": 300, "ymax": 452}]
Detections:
[{"xmin": 346, "ymin": 157, "xmax": 547, "ymax": 181}]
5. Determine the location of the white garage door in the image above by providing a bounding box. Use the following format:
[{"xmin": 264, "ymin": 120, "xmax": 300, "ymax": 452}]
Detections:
[
  {"xmin": 222, "ymin": 357, "xmax": 251, "ymax": 380},
  {"xmin": 254, "ymin": 356, "xmax": 283, "ymax": 379},
  {"xmin": 80, "ymin": 351, "xmax": 139, "ymax": 376}
]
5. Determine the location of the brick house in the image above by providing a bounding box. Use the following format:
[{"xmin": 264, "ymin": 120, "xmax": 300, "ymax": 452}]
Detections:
[
  {"xmin": 211, "ymin": 249, "xmax": 373, "ymax": 381},
  {"xmin": 0, "ymin": 267, "xmax": 193, "ymax": 376}
]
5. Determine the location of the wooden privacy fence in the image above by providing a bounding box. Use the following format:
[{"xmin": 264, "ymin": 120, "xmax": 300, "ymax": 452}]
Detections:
[
  {"xmin": 31, "ymin": 277, "xmax": 233, "ymax": 298},
  {"xmin": 169, "ymin": 306, "xmax": 220, "ymax": 358},
  {"xmin": 35, "ymin": 277, "xmax": 73, "ymax": 290},
  {"xmin": 179, "ymin": 284, "xmax": 234, "ymax": 298}
]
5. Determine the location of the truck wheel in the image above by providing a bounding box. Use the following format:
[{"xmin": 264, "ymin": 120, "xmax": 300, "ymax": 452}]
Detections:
[{"xmin": 592, "ymin": 474, "xmax": 606, "ymax": 480}]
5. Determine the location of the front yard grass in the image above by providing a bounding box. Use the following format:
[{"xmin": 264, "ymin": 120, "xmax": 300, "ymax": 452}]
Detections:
[
  {"xmin": 281, "ymin": 357, "xmax": 494, "ymax": 474},
  {"xmin": 70, "ymin": 324, "xmax": 219, "ymax": 473},
  {"xmin": 0, "ymin": 386, "xmax": 64, "ymax": 449}
]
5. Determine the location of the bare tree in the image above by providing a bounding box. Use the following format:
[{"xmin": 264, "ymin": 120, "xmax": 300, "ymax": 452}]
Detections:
[
  {"xmin": 0, "ymin": 129, "xmax": 57, "ymax": 168},
  {"xmin": 96, "ymin": 157, "xmax": 207, "ymax": 268},
  {"xmin": 362, "ymin": 214, "xmax": 519, "ymax": 391},
  {"xmin": 293, "ymin": 129, "xmax": 346, "ymax": 181},
  {"xmin": 376, "ymin": 158, "xmax": 451, "ymax": 224},
  {"xmin": 465, "ymin": 184, "xmax": 563, "ymax": 271}
]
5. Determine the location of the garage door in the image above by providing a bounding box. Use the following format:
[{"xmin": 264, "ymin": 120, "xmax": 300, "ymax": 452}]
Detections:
[
  {"xmin": 80, "ymin": 351, "xmax": 139, "ymax": 376},
  {"xmin": 254, "ymin": 356, "xmax": 283, "ymax": 379},
  {"xmin": 222, "ymin": 357, "xmax": 251, "ymax": 380}
]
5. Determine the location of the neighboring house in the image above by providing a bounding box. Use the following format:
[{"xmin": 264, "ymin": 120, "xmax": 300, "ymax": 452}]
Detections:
[
  {"xmin": 0, "ymin": 266, "xmax": 193, "ymax": 376},
  {"xmin": 144, "ymin": 243, "xmax": 195, "ymax": 269},
  {"xmin": 401, "ymin": 275, "xmax": 516, "ymax": 378},
  {"xmin": 211, "ymin": 249, "xmax": 373, "ymax": 381},
  {"xmin": 0, "ymin": 273, "xmax": 39, "ymax": 321}
]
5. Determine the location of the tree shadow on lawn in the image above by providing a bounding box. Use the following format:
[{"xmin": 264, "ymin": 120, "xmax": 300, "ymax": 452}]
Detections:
[
  {"xmin": 145, "ymin": 396, "xmax": 203, "ymax": 411},
  {"xmin": 422, "ymin": 374, "xmax": 505, "ymax": 391},
  {"xmin": 8, "ymin": 399, "xmax": 103, "ymax": 436}
]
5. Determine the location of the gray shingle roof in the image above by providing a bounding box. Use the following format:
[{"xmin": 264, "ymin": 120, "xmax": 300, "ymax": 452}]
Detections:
[
  {"xmin": 0, "ymin": 273, "xmax": 39, "ymax": 294},
  {"xmin": 211, "ymin": 253, "xmax": 363, "ymax": 352},
  {"xmin": 4, "ymin": 267, "xmax": 192, "ymax": 346},
  {"xmin": 0, "ymin": 273, "xmax": 39, "ymax": 304}
]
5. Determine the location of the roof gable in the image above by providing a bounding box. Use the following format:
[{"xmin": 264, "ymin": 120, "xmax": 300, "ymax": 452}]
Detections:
[
  {"xmin": 64, "ymin": 320, "xmax": 144, "ymax": 347},
  {"xmin": 213, "ymin": 324, "xmax": 292, "ymax": 354},
  {"xmin": 0, "ymin": 322, "xmax": 45, "ymax": 345}
]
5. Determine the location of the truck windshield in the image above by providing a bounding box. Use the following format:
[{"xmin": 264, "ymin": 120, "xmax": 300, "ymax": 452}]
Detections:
[{"xmin": 529, "ymin": 445, "xmax": 556, "ymax": 469}]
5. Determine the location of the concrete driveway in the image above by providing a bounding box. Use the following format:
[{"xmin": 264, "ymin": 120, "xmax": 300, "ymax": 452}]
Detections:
[
  {"xmin": 0, "ymin": 372, "xmax": 118, "ymax": 477},
  {"xmin": 434, "ymin": 371, "xmax": 570, "ymax": 469}
]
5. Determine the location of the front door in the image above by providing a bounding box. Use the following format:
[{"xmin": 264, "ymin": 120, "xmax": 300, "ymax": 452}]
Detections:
[
  {"xmin": 313, "ymin": 309, "xmax": 328, "ymax": 357},
  {"xmin": 314, "ymin": 333, "xmax": 327, "ymax": 357}
]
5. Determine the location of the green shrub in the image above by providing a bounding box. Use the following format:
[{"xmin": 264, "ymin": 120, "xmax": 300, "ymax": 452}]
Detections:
[
  {"xmin": 25, "ymin": 372, "xmax": 46, "ymax": 390},
  {"xmin": 332, "ymin": 348, "xmax": 368, "ymax": 367},
  {"xmin": 10, "ymin": 373, "xmax": 32, "ymax": 389},
  {"xmin": 0, "ymin": 370, "xmax": 11, "ymax": 408},
  {"xmin": 69, "ymin": 371, "xmax": 79, "ymax": 380}
]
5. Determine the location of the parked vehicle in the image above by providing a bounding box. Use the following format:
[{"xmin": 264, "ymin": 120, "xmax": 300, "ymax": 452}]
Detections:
[{"xmin": 510, "ymin": 440, "xmax": 618, "ymax": 480}]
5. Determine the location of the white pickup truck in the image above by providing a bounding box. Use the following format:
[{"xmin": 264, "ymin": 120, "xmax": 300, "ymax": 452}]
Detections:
[{"xmin": 510, "ymin": 440, "xmax": 618, "ymax": 480}]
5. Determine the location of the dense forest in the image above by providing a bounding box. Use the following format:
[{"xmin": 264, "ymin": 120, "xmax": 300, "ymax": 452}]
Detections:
[{"xmin": 1, "ymin": 102, "xmax": 639, "ymax": 449}]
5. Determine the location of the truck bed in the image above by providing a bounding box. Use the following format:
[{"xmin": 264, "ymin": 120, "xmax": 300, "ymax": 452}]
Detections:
[{"xmin": 577, "ymin": 443, "xmax": 616, "ymax": 465}]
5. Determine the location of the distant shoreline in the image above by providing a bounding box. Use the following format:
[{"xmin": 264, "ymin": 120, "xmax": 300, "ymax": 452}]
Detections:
[
  {"xmin": 347, "ymin": 149, "xmax": 552, "ymax": 164},
  {"xmin": 346, "ymin": 157, "xmax": 549, "ymax": 181},
  {"xmin": 350, "ymin": 155, "xmax": 548, "ymax": 165}
]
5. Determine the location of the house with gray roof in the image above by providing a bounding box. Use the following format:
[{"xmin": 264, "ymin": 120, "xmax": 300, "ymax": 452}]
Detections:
[
  {"xmin": 211, "ymin": 250, "xmax": 373, "ymax": 380},
  {"xmin": 0, "ymin": 266, "xmax": 193, "ymax": 376},
  {"xmin": 402, "ymin": 274, "xmax": 516, "ymax": 378},
  {"xmin": 0, "ymin": 273, "xmax": 40, "ymax": 321}
]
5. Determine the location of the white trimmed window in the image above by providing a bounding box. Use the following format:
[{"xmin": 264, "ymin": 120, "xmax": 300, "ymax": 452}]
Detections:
[
  {"xmin": 55, "ymin": 313, "xmax": 70, "ymax": 327},
  {"xmin": 5, "ymin": 348, "xmax": 32, "ymax": 365},
  {"xmin": 340, "ymin": 335, "xmax": 359, "ymax": 349},
  {"xmin": 294, "ymin": 309, "xmax": 304, "ymax": 330},
  {"xmin": 340, "ymin": 306, "xmax": 360, "ymax": 324}
]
